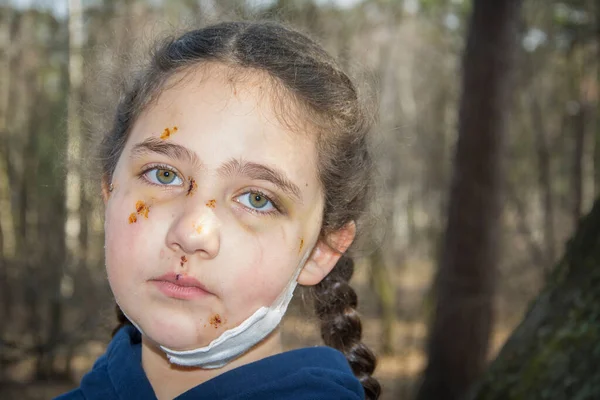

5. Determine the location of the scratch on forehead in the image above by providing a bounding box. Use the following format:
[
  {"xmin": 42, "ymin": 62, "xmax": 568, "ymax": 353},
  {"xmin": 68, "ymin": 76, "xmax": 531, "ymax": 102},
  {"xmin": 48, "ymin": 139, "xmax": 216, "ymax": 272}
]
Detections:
[{"xmin": 160, "ymin": 126, "xmax": 178, "ymax": 140}]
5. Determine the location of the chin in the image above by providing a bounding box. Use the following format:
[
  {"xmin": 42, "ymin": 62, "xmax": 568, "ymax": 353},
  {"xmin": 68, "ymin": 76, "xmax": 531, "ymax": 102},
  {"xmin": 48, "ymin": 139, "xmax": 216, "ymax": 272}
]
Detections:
[{"xmin": 136, "ymin": 311, "xmax": 213, "ymax": 351}]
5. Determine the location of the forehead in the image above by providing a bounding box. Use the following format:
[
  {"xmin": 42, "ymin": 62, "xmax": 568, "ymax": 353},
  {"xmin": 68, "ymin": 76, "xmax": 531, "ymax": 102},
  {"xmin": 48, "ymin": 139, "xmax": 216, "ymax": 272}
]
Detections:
[{"xmin": 126, "ymin": 64, "xmax": 321, "ymax": 184}]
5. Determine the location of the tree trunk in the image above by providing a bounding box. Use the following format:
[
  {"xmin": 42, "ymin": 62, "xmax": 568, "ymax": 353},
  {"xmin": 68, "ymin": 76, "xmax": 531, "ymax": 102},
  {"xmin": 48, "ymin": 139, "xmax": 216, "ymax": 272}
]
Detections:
[
  {"xmin": 531, "ymin": 92, "xmax": 556, "ymax": 270},
  {"xmin": 369, "ymin": 247, "xmax": 396, "ymax": 355},
  {"xmin": 0, "ymin": 6, "xmax": 14, "ymax": 373},
  {"xmin": 66, "ymin": 0, "xmax": 84, "ymax": 271},
  {"xmin": 594, "ymin": 0, "xmax": 600, "ymax": 197},
  {"xmin": 570, "ymin": 106, "xmax": 585, "ymax": 227},
  {"xmin": 468, "ymin": 197, "xmax": 600, "ymax": 400},
  {"xmin": 416, "ymin": 1, "xmax": 523, "ymax": 399}
]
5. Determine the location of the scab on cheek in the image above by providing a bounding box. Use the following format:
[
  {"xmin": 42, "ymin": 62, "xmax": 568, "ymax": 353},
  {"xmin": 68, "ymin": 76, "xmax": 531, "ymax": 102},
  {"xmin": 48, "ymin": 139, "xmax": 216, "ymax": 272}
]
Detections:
[
  {"xmin": 159, "ymin": 126, "xmax": 178, "ymax": 140},
  {"xmin": 206, "ymin": 199, "xmax": 216, "ymax": 209},
  {"xmin": 135, "ymin": 200, "xmax": 150, "ymax": 218},
  {"xmin": 128, "ymin": 200, "xmax": 150, "ymax": 224},
  {"xmin": 128, "ymin": 213, "xmax": 137, "ymax": 224},
  {"xmin": 299, "ymin": 238, "xmax": 304, "ymax": 254}
]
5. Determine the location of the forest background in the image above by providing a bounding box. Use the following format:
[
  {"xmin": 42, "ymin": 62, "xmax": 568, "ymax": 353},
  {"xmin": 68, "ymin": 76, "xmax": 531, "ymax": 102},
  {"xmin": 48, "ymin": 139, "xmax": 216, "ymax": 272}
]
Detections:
[{"xmin": 0, "ymin": 0, "xmax": 598, "ymax": 399}]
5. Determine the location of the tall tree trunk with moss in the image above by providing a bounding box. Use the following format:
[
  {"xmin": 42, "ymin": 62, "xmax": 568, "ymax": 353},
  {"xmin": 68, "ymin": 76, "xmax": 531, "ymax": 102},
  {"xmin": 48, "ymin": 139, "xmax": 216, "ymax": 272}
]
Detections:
[
  {"xmin": 416, "ymin": 1, "xmax": 523, "ymax": 399},
  {"xmin": 468, "ymin": 197, "xmax": 600, "ymax": 400}
]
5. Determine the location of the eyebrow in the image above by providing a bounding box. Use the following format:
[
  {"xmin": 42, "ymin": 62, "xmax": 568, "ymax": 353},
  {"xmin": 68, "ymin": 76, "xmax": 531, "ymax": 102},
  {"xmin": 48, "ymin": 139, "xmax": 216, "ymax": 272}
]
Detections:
[
  {"xmin": 130, "ymin": 138, "xmax": 202, "ymax": 169},
  {"xmin": 218, "ymin": 159, "xmax": 303, "ymax": 204}
]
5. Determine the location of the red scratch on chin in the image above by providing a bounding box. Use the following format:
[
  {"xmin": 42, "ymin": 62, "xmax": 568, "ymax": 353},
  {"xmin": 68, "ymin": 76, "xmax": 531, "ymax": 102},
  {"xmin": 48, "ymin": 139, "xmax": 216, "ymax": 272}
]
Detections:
[{"xmin": 209, "ymin": 314, "xmax": 223, "ymax": 329}]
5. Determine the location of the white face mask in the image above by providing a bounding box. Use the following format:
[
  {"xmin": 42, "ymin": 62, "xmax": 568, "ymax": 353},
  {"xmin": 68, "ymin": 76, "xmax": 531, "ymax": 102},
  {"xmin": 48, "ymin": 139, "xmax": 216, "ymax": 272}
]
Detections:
[{"xmin": 122, "ymin": 249, "xmax": 313, "ymax": 369}]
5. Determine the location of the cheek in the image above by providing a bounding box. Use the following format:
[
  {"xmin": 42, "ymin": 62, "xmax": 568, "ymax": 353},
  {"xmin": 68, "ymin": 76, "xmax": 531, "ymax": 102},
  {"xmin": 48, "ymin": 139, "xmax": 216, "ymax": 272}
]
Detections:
[
  {"xmin": 104, "ymin": 191, "xmax": 167, "ymax": 286},
  {"xmin": 225, "ymin": 229, "xmax": 296, "ymax": 308}
]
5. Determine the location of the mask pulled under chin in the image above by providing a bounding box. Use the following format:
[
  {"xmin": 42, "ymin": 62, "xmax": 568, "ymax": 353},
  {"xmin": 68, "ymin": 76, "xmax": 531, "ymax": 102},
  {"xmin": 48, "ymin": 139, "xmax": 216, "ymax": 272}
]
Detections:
[{"xmin": 121, "ymin": 250, "xmax": 311, "ymax": 369}]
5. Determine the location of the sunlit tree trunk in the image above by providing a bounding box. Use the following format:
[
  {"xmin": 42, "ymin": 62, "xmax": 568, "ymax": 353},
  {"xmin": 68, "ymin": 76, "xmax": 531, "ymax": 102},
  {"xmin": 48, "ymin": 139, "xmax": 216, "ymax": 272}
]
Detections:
[
  {"xmin": 369, "ymin": 248, "xmax": 395, "ymax": 355},
  {"xmin": 0, "ymin": 3, "xmax": 14, "ymax": 381},
  {"xmin": 52, "ymin": 0, "xmax": 84, "ymax": 379},
  {"xmin": 417, "ymin": 1, "xmax": 523, "ymax": 399},
  {"xmin": 66, "ymin": 0, "xmax": 84, "ymax": 265}
]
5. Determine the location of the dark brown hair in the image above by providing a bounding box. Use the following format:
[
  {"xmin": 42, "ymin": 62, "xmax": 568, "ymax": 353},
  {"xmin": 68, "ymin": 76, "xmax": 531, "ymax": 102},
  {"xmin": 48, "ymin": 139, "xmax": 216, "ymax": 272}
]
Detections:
[{"xmin": 102, "ymin": 21, "xmax": 380, "ymax": 399}]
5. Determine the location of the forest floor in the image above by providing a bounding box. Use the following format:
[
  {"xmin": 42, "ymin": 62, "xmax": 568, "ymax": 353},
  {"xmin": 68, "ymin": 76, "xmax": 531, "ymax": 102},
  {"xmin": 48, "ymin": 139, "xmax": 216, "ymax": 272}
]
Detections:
[{"xmin": 0, "ymin": 257, "xmax": 531, "ymax": 400}]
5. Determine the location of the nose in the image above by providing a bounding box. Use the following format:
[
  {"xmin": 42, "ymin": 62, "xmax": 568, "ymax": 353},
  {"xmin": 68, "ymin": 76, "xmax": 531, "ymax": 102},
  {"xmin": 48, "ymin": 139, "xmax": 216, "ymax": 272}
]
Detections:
[{"xmin": 166, "ymin": 203, "xmax": 221, "ymax": 259}]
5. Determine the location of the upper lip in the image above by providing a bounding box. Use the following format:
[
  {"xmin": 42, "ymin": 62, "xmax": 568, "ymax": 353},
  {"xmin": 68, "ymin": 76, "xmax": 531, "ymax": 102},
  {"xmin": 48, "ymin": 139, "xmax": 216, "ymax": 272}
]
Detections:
[{"xmin": 152, "ymin": 272, "xmax": 212, "ymax": 293}]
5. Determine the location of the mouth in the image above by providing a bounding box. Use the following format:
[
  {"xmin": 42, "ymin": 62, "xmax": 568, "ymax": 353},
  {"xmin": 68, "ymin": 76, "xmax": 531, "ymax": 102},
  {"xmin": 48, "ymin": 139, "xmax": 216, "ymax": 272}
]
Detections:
[{"xmin": 150, "ymin": 273, "xmax": 212, "ymax": 300}]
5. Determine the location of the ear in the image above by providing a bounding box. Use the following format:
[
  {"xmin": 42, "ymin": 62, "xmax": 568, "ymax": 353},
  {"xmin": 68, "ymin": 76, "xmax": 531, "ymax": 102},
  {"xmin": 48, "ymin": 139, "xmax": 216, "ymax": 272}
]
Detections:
[
  {"xmin": 101, "ymin": 175, "xmax": 111, "ymax": 205},
  {"xmin": 298, "ymin": 221, "xmax": 356, "ymax": 286}
]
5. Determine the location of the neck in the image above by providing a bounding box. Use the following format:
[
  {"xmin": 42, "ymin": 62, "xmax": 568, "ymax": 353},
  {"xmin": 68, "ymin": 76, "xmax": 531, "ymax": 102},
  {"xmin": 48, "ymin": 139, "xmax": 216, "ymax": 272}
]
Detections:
[{"xmin": 141, "ymin": 328, "xmax": 283, "ymax": 400}]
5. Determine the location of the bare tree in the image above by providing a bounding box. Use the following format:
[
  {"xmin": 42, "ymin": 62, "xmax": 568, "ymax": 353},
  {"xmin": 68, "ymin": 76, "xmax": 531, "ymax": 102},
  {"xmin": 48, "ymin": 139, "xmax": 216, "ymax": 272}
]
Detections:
[{"xmin": 417, "ymin": 1, "xmax": 523, "ymax": 399}]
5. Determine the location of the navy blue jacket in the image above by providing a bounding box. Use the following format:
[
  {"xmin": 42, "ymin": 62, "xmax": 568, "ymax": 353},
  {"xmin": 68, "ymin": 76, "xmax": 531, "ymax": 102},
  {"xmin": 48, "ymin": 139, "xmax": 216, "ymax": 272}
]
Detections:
[{"xmin": 55, "ymin": 325, "xmax": 364, "ymax": 399}]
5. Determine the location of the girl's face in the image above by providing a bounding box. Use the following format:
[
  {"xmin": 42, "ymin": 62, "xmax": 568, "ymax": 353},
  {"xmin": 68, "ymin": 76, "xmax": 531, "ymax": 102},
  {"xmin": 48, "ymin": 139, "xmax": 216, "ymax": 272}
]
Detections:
[{"xmin": 104, "ymin": 66, "xmax": 325, "ymax": 351}]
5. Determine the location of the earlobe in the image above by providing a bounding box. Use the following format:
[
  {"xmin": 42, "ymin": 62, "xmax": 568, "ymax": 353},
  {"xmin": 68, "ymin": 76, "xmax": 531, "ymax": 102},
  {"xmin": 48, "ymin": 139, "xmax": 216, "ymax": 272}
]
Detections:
[
  {"xmin": 297, "ymin": 221, "xmax": 356, "ymax": 286},
  {"xmin": 101, "ymin": 176, "xmax": 111, "ymax": 205}
]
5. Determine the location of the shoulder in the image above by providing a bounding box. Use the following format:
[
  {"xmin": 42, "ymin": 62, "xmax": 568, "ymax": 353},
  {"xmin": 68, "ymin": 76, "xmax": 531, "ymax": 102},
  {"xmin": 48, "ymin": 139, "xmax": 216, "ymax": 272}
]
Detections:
[
  {"xmin": 179, "ymin": 347, "xmax": 364, "ymax": 400},
  {"xmin": 53, "ymin": 388, "xmax": 85, "ymax": 400},
  {"xmin": 54, "ymin": 325, "xmax": 146, "ymax": 400}
]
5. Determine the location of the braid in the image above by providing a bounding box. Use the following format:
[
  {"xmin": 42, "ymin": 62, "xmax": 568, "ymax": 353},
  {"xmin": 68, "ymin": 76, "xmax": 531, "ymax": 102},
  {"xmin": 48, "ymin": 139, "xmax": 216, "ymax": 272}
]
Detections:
[
  {"xmin": 313, "ymin": 254, "xmax": 381, "ymax": 399},
  {"xmin": 111, "ymin": 303, "xmax": 133, "ymax": 338}
]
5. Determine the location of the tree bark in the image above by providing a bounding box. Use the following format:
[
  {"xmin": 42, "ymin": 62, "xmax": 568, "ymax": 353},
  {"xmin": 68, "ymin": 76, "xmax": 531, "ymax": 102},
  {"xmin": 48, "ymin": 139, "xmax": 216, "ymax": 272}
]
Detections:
[
  {"xmin": 369, "ymin": 247, "xmax": 396, "ymax": 355},
  {"xmin": 594, "ymin": 0, "xmax": 600, "ymax": 197},
  {"xmin": 468, "ymin": 197, "xmax": 600, "ymax": 400},
  {"xmin": 0, "ymin": 4, "xmax": 14, "ymax": 366},
  {"xmin": 530, "ymin": 92, "xmax": 556, "ymax": 270},
  {"xmin": 417, "ymin": 1, "xmax": 523, "ymax": 399},
  {"xmin": 570, "ymin": 105, "xmax": 585, "ymax": 227}
]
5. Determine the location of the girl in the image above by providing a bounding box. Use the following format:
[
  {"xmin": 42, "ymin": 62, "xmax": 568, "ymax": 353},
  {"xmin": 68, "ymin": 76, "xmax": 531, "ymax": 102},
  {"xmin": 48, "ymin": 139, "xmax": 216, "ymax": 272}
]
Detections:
[{"xmin": 57, "ymin": 21, "xmax": 380, "ymax": 400}]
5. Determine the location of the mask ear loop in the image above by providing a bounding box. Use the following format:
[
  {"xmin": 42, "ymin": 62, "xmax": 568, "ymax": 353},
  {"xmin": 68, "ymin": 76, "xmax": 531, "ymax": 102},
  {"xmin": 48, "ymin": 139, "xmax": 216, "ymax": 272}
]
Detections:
[{"xmin": 271, "ymin": 249, "xmax": 312, "ymax": 313}]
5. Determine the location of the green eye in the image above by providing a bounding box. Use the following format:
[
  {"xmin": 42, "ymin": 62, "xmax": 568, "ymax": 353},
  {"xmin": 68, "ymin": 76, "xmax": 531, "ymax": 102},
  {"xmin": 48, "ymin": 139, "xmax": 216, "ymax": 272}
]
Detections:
[
  {"xmin": 156, "ymin": 169, "xmax": 176, "ymax": 184},
  {"xmin": 235, "ymin": 191, "xmax": 279, "ymax": 214},
  {"xmin": 249, "ymin": 192, "xmax": 269, "ymax": 209},
  {"xmin": 143, "ymin": 167, "xmax": 183, "ymax": 186}
]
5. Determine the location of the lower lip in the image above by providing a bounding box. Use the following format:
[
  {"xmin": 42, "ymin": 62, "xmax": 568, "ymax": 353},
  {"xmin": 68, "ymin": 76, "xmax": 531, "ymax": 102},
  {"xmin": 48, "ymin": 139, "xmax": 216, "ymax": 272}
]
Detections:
[{"xmin": 152, "ymin": 281, "xmax": 209, "ymax": 300}]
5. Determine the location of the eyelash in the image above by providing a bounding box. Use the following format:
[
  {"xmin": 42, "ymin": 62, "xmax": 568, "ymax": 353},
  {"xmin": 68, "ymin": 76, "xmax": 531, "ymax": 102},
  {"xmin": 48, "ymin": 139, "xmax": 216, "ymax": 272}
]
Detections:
[{"xmin": 138, "ymin": 165, "xmax": 284, "ymax": 216}]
